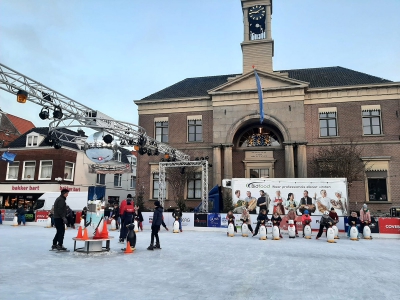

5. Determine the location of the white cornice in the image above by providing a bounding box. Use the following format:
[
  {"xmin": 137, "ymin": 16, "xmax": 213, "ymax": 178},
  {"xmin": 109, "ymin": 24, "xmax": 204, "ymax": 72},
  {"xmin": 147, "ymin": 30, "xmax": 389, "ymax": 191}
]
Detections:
[
  {"xmin": 307, "ymin": 81, "xmax": 400, "ymax": 92},
  {"xmin": 134, "ymin": 96, "xmax": 210, "ymax": 105}
]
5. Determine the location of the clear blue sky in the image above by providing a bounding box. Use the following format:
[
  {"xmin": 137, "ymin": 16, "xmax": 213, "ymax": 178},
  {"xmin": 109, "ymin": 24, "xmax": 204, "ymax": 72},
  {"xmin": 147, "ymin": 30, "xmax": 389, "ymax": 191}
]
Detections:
[{"xmin": 1, "ymin": 0, "xmax": 399, "ymax": 129}]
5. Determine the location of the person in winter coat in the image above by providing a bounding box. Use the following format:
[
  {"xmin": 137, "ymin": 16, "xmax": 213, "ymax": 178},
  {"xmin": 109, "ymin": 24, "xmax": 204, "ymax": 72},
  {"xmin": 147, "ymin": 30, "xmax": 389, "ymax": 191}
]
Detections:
[
  {"xmin": 48, "ymin": 205, "xmax": 55, "ymax": 227},
  {"xmin": 226, "ymin": 210, "xmax": 237, "ymax": 235},
  {"xmin": 316, "ymin": 211, "xmax": 335, "ymax": 239},
  {"xmin": 111, "ymin": 203, "xmax": 120, "ymax": 230},
  {"xmin": 252, "ymin": 209, "xmax": 269, "ymax": 237},
  {"xmin": 134, "ymin": 205, "xmax": 144, "ymax": 231},
  {"xmin": 119, "ymin": 196, "xmax": 135, "ymax": 243},
  {"xmin": 329, "ymin": 207, "xmax": 339, "ymax": 224},
  {"xmin": 240, "ymin": 208, "xmax": 253, "ymax": 234},
  {"xmin": 172, "ymin": 208, "xmax": 183, "ymax": 232},
  {"xmin": 52, "ymin": 189, "xmax": 69, "ymax": 250},
  {"xmin": 287, "ymin": 209, "xmax": 299, "ymax": 237},
  {"xmin": 359, "ymin": 204, "xmax": 372, "ymax": 237},
  {"xmin": 81, "ymin": 206, "xmax": 87, "ymax": 225},
  {"xmin": 271, "ymin": 212, "xmax": 283, "ymax": 238},
  {"xmin": 301, "ymin": 210, "xmax": 312, "ymax": 237},
  {"xmin": 66, "ymin": 206, "xmax": 75, "ymax": 229},
  {"xmin": 347, "ymin": 211, "xmax": 360, "ymax": 238},
  {"xmin": 16, "ymin": 204, "xmax": 26, "ymax": 225},
  {"xmin": 148, "ymin": 201, "xmax": 163, "ymax": 250}
]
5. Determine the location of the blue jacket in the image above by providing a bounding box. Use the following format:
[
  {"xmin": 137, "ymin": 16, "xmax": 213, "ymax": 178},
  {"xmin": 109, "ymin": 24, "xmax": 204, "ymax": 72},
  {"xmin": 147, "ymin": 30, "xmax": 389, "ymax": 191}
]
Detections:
[{"xmin": 152, "ymin": 206, "xmax": 163, "ymax": 226}]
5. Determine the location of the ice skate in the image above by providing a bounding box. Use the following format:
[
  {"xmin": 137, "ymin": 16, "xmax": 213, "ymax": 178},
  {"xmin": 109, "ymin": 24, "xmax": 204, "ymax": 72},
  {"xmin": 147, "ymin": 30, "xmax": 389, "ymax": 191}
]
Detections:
[
  {"xmin": 154, "ymin": 243, "xmax": 162, "ymax": 250},
  {"xmin": 147, "ymin": 244, "xmax": 154, "ymax": 251}
]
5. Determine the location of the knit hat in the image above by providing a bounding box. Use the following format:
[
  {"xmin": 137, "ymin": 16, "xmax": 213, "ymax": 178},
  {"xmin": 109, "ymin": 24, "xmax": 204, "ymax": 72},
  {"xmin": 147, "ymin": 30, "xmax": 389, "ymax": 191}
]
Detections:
[
  {"xmin": 363, "ymin": 204, "xmax": 368, "ymax": 209},
  {"xmin": 304, "ymin": 210, "xmax": 309, "ymax": 214},
  {"xmin": 331, "ymin": 207, "xmax": 335, "ymax": 211},
  {"xmin": 154, "ymin": 200, "xmax": 160, "ymax": 207},
  {"xmin": 127, "ymin": 194, "xmax": 132, "ymax": 198}
]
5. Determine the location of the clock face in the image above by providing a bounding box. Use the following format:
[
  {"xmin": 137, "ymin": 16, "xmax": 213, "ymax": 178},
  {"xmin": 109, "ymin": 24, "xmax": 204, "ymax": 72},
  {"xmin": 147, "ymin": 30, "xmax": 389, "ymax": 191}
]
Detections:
[{"xmin": 249, "ymin": 5, "xmax": 266, "ymax": 20}]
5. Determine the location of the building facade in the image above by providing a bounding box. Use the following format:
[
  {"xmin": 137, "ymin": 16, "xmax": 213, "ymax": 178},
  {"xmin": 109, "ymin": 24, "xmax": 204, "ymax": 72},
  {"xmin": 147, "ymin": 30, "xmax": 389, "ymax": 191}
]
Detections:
[{"xmin": 134, "ymin": 0, "xmax": 400, "ymax": 213}]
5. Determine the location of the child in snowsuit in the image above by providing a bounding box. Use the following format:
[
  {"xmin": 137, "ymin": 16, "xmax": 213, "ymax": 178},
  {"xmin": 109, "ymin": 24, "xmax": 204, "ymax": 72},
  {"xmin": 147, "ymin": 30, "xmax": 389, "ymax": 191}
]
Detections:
[
  {"xmin": 329, "ymin": 207, "xmax": 339, "ymax": 224},
  {"xmin": 359, "ymin": 204, "xmax": 372, "ymax": 238},
  {"xmin": 172, "ymin": 208, "xmax": 183, "ymax": 232},
  {"xmin": 287, "ymin": 209, "xmax": 299, "ymax": 237},
  {"xmin": 252, "ymin": 209, "xmax": 269, "ymax": 237},
  {"xmin": 240, "ymin": 209, "xmax": 253, "ymax": 234},
  {"xmin": 111, "ymin": 203, "xmax": 120, "ymax": 230},
  {"xmin": 134, "ymin": 205, "xmax": 144, "ymax": 231},
  {"xmin": 226, "ymin": 210, "xmax": 237, "ymax": 235},
  {"xmin": 16, "ymin": 204, "xmax": 26, "ymax": 225},
  {"xmin": 301, "ymin": 210, "xmax": 312, "ymax": 237},
  {"xmin": 347, "ymin": 211, "xmax": 360, "ymax": 238},
  {"xmin": 271, "ymin": 212, "xmax": 283, "ymax": 238},
  {"xmin": 316, "ymin": 211, "xmax": 335, "ymax": 239}
]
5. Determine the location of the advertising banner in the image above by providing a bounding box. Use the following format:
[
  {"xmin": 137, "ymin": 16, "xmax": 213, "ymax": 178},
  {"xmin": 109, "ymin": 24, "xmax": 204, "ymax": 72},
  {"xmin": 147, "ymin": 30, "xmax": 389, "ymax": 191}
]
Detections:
[
  {"xmin": 378, "ymin": 218, "xmax": 400, "ymax": 234},
  {"xmin": 194, "ymin": 214, "xmax": 208, "ymax": 227},
  {"xmin": 1, "ymin": 209, "xmax": 4, "ymax": 221},
  {"xmin": 5, "ymin": 209, "xmax": 16, "ymax": 221},
  {"xmin": 207, "ymin": 213, "xmax": 221, "ymax": 227},
  {"xmin": 35, "ymin": 210, "xmax": 50, "ymax": 223},
  {"xmin": 230, "ymin": 178, "xmax": 348, "ymax": 216}
]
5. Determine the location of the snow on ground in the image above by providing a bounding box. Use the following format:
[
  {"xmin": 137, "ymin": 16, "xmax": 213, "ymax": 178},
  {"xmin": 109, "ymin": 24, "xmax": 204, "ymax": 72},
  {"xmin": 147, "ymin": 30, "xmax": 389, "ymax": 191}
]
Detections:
[{"xmin": 0, "ymin": 225, "xmax": 399, "ymax": 300}]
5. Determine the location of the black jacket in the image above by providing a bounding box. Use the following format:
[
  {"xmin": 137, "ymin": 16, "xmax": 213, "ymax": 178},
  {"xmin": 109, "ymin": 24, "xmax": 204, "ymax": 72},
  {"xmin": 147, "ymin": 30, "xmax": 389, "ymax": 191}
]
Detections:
[
  {"xmin": 348, "ymin": 216, "xmax": 360, "ymax": 226},
  {"xmin": 54, "ymin": 195, "xmax": 67, "ymax": 219},
  {"xmin": 152, "ymin": 206, "xmax": 163, "ymax": 226},
  {"xmin": 319, "ymin": 215, "xmax": 335, "ymax": 227},
  {"xmin": 257, "ymin": 213, "xmax": 269, "ymax": 223},
  {"xmin": 112, "ymin": 207, "xmax": 120, "ymax": 219},
  {"xmin": 271, "ymin": 216, "xmax": 282, "ymax": 226},
  {"xmin": 134, "ymin": 210, "xmax": 143, "ymax": 222},
  {"xmin": 172, "ymin": 210, "xmax": 182, "ymax": 220},
  {"xmin": 16, "ymin": 207, "xmax": 26, "ymax": 215}
]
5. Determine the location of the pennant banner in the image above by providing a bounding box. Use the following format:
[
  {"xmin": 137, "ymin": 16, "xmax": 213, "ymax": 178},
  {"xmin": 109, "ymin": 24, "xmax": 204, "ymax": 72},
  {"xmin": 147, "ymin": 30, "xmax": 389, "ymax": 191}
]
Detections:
[{"xmin": 254, "ymin": 69, "xmax": 264, "ymax": 124}]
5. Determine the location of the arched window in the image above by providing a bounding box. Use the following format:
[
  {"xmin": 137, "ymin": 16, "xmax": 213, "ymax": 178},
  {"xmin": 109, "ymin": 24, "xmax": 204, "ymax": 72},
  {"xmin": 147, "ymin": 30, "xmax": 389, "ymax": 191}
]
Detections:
[{"xmin": 238, "ymin": 127, "xmax": 280, "ymax": 147}]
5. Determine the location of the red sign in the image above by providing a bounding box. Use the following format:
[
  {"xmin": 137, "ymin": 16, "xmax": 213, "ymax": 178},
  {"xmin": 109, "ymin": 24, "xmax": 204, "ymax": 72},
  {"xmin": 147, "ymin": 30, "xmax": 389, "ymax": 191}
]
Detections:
[
  {"xmin": 36, "ymin": 210, "xmax": 50, "ymax": 222},
  {"xmin": 1, "ymin": 209, "xmax": 4, "ymax": 221},
  {"xmin": 378, "ymin": 218, "xmax": 400, "ymax": 234}
]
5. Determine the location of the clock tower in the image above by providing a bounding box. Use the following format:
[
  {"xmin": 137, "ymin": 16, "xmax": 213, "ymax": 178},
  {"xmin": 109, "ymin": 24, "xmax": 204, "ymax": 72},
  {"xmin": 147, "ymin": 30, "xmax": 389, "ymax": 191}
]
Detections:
[{"xmin": 241, "ymin": 0, "xmax": 273, "ymax": 73}]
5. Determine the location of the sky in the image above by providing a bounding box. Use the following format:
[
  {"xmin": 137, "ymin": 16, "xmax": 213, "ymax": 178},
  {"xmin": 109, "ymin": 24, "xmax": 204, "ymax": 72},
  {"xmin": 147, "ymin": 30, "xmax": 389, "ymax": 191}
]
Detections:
[{"xmin": 0, "ymin": 0, "xmax": 399, "ymax": 130}]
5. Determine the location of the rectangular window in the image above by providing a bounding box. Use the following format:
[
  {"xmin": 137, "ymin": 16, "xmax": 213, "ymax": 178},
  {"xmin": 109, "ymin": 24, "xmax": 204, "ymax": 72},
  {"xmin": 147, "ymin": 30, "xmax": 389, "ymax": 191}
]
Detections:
[
  {"xmin": 6, "ymin": 161, "xmax": 19, "ymax": 180},
  {"xmin": 64, "ymin": 162, "xmax": 74, "ymax": 181},
  {"xmin": 319, "ymin": 112, "xmax": 337, "ymax": 137},
  {"xmin": 362, "ymin": 110, "xmax": 382, "ymax": 135},
  {"xmin": 366, "ymin": 171, "xmax": 388, "ymax": 201},
  {"xmin": 96, "ymin": 174, "xmax": 105, "ymax": 185},
  {"xmin": 39, "ymin": 160, "xmax": 53, "ymax": 179},
  {"xmin": 188, "ymin": 173, "xmax": 202, "ymax": 199},
  {"xmin": 116, "ymin": 151, "xmax": 121, "ymax": 162},
  {"xmin": 27, "ymin": 135, "xmax": 38, "ymax": 147},
  {"xmin": 250, "ymin": 169, "xmax": 270, "ymax": 178},
  {"xmin": 130, "ymin": 175, "xmax": 136, "ymax": 189},
  {"xmin": 188, "ymin": 119, "xmax": 203, "ymax": 142},
  {"xmin": 22, "ymin": 161, "xmax": 36, "ymax": 179},
  {"xmin": 114, "ymin": 174, "xmax": 122, "ymax": 187},
  {"xmin": 155, "ymin": 121, "xmax": 168, "ymax": 143},
  {"xmin": 153, "ymin": 173, "xmax": 159, "ymax": 199}
]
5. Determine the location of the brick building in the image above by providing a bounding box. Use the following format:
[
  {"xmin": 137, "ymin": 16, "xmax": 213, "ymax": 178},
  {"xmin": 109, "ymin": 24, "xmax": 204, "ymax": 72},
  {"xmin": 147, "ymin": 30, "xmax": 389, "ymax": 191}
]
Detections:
[{"xmin": 134, "ymin": 0, "xmax": 400, "ymax": 213}]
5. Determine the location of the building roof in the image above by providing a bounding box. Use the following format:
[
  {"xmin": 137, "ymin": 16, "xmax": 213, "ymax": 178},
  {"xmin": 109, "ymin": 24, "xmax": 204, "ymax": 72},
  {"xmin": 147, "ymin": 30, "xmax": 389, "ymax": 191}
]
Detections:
[
  {"xmin": 140, "ymin": 66, "xmax": 392, "ymax": 100},
  {"xmin": 7, "ymin": 127, "xmax": 82, "ymax": 150},
  {"xmin": 5, "ymin": 113, "xmax": 35, "ymax": 135}
]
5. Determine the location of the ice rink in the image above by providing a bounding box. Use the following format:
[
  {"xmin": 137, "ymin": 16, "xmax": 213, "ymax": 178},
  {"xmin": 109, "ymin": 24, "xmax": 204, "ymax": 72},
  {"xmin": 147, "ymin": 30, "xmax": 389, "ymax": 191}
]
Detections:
[{"xmin": 1, "ymin": 225, "xmax": 399, "ymax": 300}]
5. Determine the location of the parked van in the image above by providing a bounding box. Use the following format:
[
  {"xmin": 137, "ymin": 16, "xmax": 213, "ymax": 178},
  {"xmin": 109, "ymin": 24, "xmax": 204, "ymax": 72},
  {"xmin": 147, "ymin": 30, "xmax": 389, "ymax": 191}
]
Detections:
[{"xmin": 34, "ymin": 192, "xmax": 88, "ymax": 211}]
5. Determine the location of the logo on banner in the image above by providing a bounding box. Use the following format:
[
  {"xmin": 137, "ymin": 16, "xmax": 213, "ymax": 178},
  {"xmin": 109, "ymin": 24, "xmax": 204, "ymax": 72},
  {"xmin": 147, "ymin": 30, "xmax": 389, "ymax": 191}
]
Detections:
[{"xmin": 208, "ymin": 213, "xmax": 221, "ymax": 227}]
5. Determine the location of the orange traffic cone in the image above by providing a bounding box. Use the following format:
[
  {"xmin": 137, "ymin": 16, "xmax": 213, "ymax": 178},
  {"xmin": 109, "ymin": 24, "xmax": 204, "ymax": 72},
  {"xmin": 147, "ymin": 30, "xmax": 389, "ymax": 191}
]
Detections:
[
  {"xmin": 76, "ymin": 226, "xmax": 83, "ymax": 239},
  {"xmin": 124, "ymin": 241, "xmax": 133, "ymax": 254},
  {"xmin": 101, "ymin": 220, "xmax": 109, "ymax": 238},
  {"xmin": 93, "ymin": 228, "xmax": 103, "ymax": 239},
  {"xmin": 82, "ymin": 228, "xmax": 89, "ymax": 240}
]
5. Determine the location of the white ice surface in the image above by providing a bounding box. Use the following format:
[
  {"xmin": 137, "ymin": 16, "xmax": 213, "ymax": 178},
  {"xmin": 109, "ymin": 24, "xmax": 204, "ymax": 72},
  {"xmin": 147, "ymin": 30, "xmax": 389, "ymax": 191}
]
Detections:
[{"xmin": 0, "ymin": 225, "xmax": 399, "ymax": 300}]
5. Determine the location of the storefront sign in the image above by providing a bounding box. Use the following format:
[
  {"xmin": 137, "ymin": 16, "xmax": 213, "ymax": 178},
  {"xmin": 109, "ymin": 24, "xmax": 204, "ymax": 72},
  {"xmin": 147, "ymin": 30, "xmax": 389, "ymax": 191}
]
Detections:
[
  {"xmin": 378, "ymin": 218, "xmax": 400, "ymax": 234},
  {"xmin": 11, "ymin": 185, "xmax": 40, "ymax": 191},
  {"xmin": 60, "ymin": 186, "xmax": 81, "ymax": 192}
]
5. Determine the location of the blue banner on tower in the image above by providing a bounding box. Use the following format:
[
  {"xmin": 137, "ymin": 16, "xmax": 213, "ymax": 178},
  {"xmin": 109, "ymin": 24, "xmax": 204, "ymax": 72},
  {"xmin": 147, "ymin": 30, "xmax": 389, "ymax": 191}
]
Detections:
[{"xmin": 254, "ymin": 69, "xmax": 264, "ymax": 124}]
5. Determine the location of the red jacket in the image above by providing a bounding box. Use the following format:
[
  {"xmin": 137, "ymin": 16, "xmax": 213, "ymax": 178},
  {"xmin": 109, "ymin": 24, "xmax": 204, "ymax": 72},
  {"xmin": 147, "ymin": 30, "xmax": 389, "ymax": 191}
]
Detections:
[
  {"xmin": 301, "ymin": 214, "xmax": 312, "ymax": 225},
  {"xmin": 120, "ymin": 199, "xmax": 135, "ymax": 216},
  {"xmin": 329, "ymin": 211, "xmax": 339, "ymax": 222}
]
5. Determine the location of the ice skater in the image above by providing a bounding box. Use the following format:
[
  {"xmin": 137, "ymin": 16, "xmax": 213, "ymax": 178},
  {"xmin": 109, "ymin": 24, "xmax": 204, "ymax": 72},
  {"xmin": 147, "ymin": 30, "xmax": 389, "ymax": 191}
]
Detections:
[
  {"xmin": 252, "ymin": 209, "xmax": 269, "ymax": 237},
  {"xmin": 148, "ymin": 201, "xmax": 163, "ymax": 250},
  {"xmin": 271, "ymin": 211, "xmax": 283, "ymax": 238},
  {"xmin": 347, "ymin": 211, "xmax": 360, "ymax": 238},
  {"xmin": 172, "ymin": 207, "xmax": 183, "ymax": 232},
  {"xmin": 240, "ymin": 208, "xmax": 254, "ymax": 234},
  {"xmin": 226, "ymin": 210, "xmax": 237, "ymax": 235},
  {"xmin": 287, "ymin": 208, "xmax": 299, "ymax": 237},
  {"xmin": 119, "ymin": 196, "xmax": 135, "ymax": 243},
  {"xmin": 301, "ymin": 210, "xmax": 312, "ymax": 237},
  {"xmin": 16, "ymin": 204, "xmax": 26, "ymax": 226},
  {"xmin": 111, "ymin": 203, "xmax": 120, "ymax": 230},
  {"xmin": 51, "ymin": 189, "xmax": 69, "ymax": 251},
  {"xmin": 329, "ymin": 207, "xmax": 339, "ymax": 224},
  {"xmin": 359, "ymin": 204, "xmax": 372, "ymax": 238},
  {"xmin": 134, "ymin": 205, "xmax": 144, "ymax": 231},
  {"xmin": 316, "ymin": 211, "xmax": 335, "ymax": 240}
]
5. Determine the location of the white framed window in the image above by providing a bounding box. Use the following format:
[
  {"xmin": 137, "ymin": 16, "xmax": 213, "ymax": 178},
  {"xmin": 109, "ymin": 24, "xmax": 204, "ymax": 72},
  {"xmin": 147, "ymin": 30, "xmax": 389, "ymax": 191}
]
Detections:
[
  {"xmin": 364, "ymin": 160, "xmax": 390, "ymax": 202},
  {"xmin": 187, "ymin": 116, "xmax": 203, "ymax": 142},
  {"xmin": 152, "ymin": 173, "xmax": 159, "ymax": 199},
  {"xmin": 130, "ymin": 156, "xmax": 137, "ymax": 167},
  {"xmin": 130, "ymin": 175, "xmax": 136, "ymax": 189},
  {"xmin": 362, "ymin": 105, "xmax": 382, "ymax": 135},
  {"xmin": 39, "ymin": 160, "xmax": 53, "ymax": 180},
  {"xmin": 6, "ymin": 161, "xmax": 19, "ymax": 180},
  {"xmin": 26, "ymin": 134, "xmax": 39, "ymax": 147},
  {"xmin": 318, "ymin": 107, "xmax": 337, "ymax": 137},
  {"xmin": 22, "ymin": 161, "xmax": 36, "ymax": 180},
  {"xmin": 64, "ymin": 162, "xmax": 74, "ymax": 181},
  {"xmin": 96, "ymin": 174, "xmax": 105, "ymax": 185},
  {"xmin": 116, "ymin": 150, "xmax": 121, "ymax": 162},
  {"xmin": 114, "ymin": 174, "xmax": 122, "ymax": 187},
  {"xmin": 187, "ymin": 173, "xmax": 202, "ymax": 199},
  {"xmin": 154, "ymin": 117, "xmax": 168, "ymax": 143}
]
